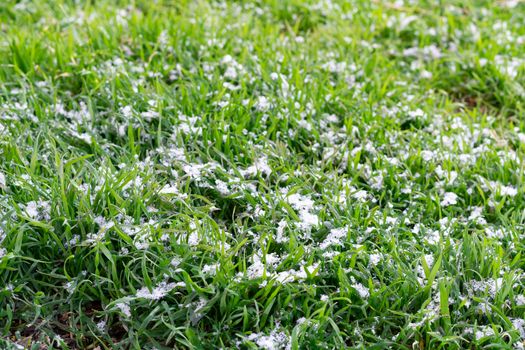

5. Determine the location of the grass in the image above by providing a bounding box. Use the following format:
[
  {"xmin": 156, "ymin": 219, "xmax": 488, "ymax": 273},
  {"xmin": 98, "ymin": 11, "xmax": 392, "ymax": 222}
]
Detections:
[{"xmin": 1, "ymin": 0, "xmax": 525, "ymax": 349}]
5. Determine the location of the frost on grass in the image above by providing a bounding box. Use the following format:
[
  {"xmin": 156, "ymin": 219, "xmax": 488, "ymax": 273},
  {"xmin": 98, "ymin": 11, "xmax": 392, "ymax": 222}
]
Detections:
[
  {"xmin": 2, "ymin": 1, "xmax": 525, "ymax": 349},
  {"xmin": 245, "ymin": 329, "xmax": 291, "ymax": 350},
  {"xmin": 135, "ymin": 281, "xmax": 179, "ymax": 300}
]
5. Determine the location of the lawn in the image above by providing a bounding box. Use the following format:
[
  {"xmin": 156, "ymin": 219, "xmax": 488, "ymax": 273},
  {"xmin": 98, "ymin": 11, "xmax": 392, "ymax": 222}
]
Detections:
[{"xmin": 1, "ymin": 0, "xmax": 525, "ymax": 349}]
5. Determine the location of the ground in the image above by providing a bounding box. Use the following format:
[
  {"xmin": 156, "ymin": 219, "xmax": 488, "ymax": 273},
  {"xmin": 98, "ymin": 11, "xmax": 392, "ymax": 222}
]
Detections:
[{"xmin": 1, "ymin": 0, "xmax": 525, "ymax": 349}]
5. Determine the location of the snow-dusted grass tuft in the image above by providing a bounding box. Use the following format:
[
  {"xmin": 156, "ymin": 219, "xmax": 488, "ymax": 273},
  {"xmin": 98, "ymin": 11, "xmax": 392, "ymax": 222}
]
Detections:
[{"xmin": 1, "ymin": 0, "xmax": 525, "ymax": 349}]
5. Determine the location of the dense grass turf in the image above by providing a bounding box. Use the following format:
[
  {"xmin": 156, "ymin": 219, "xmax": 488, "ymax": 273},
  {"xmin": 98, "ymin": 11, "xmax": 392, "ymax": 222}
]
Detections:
[{"xmin": 1, "ymin": 0, "xmax": 525, "ymax": 348}]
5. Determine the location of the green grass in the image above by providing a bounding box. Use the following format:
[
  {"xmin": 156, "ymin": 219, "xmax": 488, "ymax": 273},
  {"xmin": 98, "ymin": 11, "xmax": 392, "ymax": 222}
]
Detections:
[{"xmin": 1, "ymin": 0, "xmax": 525, "ymax": 349}]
